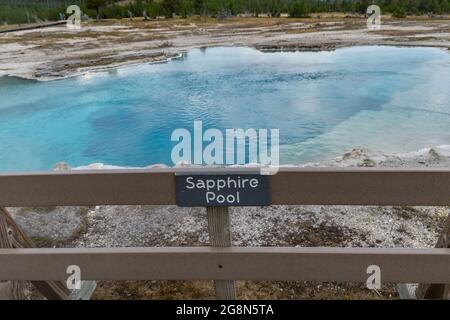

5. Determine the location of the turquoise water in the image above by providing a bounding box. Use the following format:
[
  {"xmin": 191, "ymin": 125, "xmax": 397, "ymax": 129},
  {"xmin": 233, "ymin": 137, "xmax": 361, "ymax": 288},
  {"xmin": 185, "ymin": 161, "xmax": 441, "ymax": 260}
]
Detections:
[{"xmin": 0, "ymin": 46, "xmax": 449, "ymax": 171}]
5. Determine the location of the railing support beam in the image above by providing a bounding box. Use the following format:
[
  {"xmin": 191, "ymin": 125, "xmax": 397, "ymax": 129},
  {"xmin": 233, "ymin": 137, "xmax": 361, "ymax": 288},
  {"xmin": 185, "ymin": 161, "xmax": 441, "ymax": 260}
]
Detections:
[{"xmin": 207, "ymin": 207, "xmax": 236, "ymax": 300}]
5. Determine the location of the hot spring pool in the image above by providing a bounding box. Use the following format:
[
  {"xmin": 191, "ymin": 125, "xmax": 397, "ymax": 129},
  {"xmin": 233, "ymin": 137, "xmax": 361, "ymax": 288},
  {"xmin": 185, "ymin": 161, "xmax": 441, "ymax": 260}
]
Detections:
[{"xmin": 0, "ymin": 45, "xmax": 449, "ymax": 171}]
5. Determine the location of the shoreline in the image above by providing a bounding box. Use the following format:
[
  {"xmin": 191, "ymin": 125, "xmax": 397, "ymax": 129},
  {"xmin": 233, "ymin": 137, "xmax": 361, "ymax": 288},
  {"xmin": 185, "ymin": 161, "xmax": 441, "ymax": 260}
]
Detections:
[
  {"xmin": 2, "ymin": 43, "xmax": 450, "ymax": 83},
  {"xmin": 1, "ymin": 17, "xmax": 450, "ymax": 81},
  {"xmin": 65, "ymin": 144, "xmax": 450, "ymax": 170}
]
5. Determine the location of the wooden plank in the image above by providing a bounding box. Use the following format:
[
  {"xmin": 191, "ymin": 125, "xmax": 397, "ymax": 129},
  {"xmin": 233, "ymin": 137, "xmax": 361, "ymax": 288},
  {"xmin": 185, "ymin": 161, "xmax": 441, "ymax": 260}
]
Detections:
[
  {"xmin": 271, "ymin": 168, "xmax": 450, "ymax": 206},
  {"xmin": 0, "ymin": 168, "xmax": 449, "ymax": 207},
  {"xmin": 0, "ymin": 212, "xmax": 25, "ymax": 299},
  {"xmin": 0, "ymin": 207, "xmax": 70, "ymax": 300},
  {"xmin": 1, "ymin": 247, "xmax": 449, "ymax": 283},
  {"xmin": 207, "ymin": 207, "xmax": 236, "ymax": 300},
  {"xmin": 0, "ymin": 170, "xmax": 176, "ymax": 207}
]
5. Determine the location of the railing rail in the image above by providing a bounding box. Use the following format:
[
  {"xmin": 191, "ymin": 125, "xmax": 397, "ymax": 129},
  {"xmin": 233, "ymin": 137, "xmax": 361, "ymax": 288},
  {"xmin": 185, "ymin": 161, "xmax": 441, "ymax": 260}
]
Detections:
[
  {"xmin": 1, "ymin": 247, "xmax": 450, "ymax": 283},
  {"xmin": 1, "ymin": 167, "xmax": 449, "ymax": 207}
]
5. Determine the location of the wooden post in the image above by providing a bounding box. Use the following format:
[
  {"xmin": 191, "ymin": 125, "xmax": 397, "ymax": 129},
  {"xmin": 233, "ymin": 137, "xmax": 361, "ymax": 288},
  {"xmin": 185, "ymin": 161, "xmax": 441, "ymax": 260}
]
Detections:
[
  {"xmin": 396, "ymin": 283, "xmax": 417, "ymax": 299},
  {"xmin": 207, "ymin": 207, "xmax": 236, "ymax": 300},
  {"xmin": 416, "ymin": 213, "xmax": 450, "ymax": 299},
  {"xmin": 0, "ymin": 207, "xmax": 71, "ymax": 300},
  {"xmin": 0, "ymin": 212, "xmax": 25, "ymax": 299}
]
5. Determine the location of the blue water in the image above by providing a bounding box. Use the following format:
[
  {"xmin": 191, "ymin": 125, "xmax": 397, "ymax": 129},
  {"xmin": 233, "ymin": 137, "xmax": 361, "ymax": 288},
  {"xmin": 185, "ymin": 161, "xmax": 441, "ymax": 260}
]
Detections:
[{"xmin": 0, "ymin": 46, "xmax": 449, "ymax": 171}]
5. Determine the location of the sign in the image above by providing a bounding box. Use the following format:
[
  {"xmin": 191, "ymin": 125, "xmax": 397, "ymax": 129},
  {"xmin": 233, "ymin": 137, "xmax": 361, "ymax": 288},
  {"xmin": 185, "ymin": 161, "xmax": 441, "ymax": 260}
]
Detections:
[{"xmin": 176, "ymin": 174, "xmax": 270, "ymax": 207}]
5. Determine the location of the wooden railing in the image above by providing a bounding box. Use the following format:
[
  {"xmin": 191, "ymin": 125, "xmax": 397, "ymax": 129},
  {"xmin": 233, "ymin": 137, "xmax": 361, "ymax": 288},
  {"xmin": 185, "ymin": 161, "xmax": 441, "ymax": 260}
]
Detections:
[{"xmin": 0, "ymin": 167, "xmax": 449, "ymax": 300}]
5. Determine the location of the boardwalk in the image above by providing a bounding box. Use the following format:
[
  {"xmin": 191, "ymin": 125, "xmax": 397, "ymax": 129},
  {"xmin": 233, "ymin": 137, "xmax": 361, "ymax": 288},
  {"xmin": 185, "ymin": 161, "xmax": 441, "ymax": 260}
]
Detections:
[{"xmin": 0, "ymin": 21, "xmax": 66, "ymax": 34}]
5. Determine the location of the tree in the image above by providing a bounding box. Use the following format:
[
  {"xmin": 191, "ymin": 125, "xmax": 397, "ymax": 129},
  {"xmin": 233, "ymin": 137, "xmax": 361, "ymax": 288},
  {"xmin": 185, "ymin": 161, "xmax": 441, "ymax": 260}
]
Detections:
[
  {"xmin": 194, "ymin": 0, "xmax": 205, "ymax": 14},
  {"xmin": 86, "ymin": 0, "xmax": 108, "ymax": 20},
  {"xmin": 269, "ymin": 0, "xmax": 282, "ymax": 17},
  {"xmin": 162, "ymin": 0, "xmax": 180, "ymax": 17},
  {"xmin": 289, "ymin": 0, "xmax": 309, "ymax": 18},
  {"xmin": 392, "ymin": 3, "xmax": 407, "ymax": 18},
  {"xmin": 146, "ymin": 0, "xmax": 163, "ymax": 18}
]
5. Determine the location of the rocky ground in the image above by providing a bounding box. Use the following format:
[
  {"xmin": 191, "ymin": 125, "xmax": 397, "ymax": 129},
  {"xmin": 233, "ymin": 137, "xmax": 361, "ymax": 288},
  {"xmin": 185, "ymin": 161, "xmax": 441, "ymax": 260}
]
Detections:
[
  {"xmin": 0, "ymin": 15, "xmax": 449, "ymax": 80},
  {"xmin": 5, "ymin": 146, "xmax": 449, "ymax": 300}
]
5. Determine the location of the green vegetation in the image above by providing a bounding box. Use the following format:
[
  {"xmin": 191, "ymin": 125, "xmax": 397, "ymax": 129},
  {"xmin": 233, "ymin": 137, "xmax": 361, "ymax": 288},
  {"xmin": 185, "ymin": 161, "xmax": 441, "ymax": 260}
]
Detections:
[
  {"xmin": 1, "ymin": 0, "xmax": 450, "ymax": 24},
  {"xmin": 86, "ymin": 0, "xmax": 108, "ymax": 20},
  {"xmin": 392, "ymin": 3, "xmax": 407, "ymax": 18}
]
